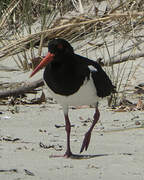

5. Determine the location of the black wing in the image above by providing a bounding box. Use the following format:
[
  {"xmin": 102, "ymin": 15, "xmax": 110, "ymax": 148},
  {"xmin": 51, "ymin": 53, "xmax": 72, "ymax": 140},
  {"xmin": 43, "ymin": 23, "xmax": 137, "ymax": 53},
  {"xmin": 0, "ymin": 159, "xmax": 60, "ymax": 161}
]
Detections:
[{"xmin": 75, "ymin": 54, "xmax": 116, "ymax": 98}]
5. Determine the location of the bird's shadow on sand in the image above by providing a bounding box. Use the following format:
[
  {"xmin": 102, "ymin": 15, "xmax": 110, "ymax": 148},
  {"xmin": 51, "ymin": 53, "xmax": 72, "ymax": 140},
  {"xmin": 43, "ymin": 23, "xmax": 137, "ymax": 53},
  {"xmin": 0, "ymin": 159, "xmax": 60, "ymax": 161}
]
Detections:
[
  {"xmin": 70, "ymin": 154, "xmax": 109, "ymax": 159},
  {"xmin": 49, "ymin": 152, "xmax": 133, "ymax": 159},
  {"xmin": 49, "ymin": 153, "xmax": 109, "ymax": 160}
]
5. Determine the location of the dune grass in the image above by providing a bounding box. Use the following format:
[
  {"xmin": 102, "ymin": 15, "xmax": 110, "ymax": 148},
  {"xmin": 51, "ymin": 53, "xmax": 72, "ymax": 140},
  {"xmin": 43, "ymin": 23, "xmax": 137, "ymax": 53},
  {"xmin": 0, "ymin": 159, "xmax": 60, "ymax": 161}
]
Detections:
[{"xmin": 0, "ymin": 0, "xmax": 144, "ymax": 105}]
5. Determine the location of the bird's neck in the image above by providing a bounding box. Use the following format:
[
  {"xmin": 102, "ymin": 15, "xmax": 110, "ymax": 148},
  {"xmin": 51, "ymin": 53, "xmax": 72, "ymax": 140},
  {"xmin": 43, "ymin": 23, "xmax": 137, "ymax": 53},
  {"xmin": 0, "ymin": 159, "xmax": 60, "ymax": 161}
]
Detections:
[{"xmin": 52, "ymin": 53, "xmax": 75, "ymax": 66}]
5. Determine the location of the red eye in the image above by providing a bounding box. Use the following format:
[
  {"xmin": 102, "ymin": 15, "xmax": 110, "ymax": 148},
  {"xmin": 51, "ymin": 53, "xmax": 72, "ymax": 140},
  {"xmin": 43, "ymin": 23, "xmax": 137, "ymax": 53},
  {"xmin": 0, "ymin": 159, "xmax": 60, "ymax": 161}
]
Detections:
[{"xmin": 57, "ymin": 44, "xmax": 63, "ymax": 49}]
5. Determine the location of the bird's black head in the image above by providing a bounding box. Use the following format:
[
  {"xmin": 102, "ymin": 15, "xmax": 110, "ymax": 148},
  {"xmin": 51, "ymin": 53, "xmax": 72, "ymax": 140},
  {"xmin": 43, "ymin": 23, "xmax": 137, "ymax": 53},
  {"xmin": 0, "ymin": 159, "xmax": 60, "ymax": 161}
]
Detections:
[
  {"xmin": 30, "ymin": 38, "xmax": 74, "ymax": 77},
  {"xmin": 48, "ymin": 38, "xmax": 74, "ymax": 56}
]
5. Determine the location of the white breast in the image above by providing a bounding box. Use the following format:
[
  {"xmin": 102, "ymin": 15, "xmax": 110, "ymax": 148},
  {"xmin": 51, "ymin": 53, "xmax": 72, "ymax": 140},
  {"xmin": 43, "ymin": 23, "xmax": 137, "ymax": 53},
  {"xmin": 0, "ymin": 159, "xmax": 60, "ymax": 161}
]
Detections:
[
  {"xmin": 88, "ymin": 65, "xmax": 97, "ymax": 72},
  {"xmin": 45, "ymin": 73, "xmax": 98, "ymax": 109}
]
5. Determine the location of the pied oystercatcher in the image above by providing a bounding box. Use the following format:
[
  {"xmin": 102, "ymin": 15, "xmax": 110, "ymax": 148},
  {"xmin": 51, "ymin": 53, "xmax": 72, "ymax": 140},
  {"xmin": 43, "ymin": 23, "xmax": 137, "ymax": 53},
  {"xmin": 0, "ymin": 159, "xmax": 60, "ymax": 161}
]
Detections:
[{"xmin": 30, "ymin": 38, "xmax": 115, "ymax": 158}]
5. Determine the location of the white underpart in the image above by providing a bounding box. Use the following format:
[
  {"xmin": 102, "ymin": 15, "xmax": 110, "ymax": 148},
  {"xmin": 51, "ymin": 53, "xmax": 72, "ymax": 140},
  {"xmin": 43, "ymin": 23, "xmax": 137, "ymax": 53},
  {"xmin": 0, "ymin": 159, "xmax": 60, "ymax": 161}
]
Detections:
[
  {"xmin": 45, "ymin": 69, "xmax": 98, "ymax": 114},
  {"xmin": 88, "ymin": 65, "xmax": 97, "ymax": 72}
]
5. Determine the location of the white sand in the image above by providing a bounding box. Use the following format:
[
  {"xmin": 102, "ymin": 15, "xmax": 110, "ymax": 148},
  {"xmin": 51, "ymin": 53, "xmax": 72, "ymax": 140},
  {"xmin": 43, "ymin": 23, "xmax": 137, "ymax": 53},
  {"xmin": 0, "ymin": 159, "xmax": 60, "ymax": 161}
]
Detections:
[{"xmin": 0, "ymin": 25, "xmax": 144, "ymax": 180}]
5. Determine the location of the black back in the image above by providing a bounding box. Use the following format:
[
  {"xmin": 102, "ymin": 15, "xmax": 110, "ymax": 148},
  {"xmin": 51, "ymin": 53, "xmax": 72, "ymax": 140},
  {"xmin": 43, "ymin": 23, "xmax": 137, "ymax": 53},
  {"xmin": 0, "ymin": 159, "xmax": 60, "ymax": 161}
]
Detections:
[
  {"xmin": 74, "ymin": 54, "xmax": 116, "ymax": 97},
  {"xmin": 44, "ymin": 38, "xmax": 115, "ymax": 97},
  {"xmin": 44, "ymin": 54, "xmax": 90, "ymax": 96}
]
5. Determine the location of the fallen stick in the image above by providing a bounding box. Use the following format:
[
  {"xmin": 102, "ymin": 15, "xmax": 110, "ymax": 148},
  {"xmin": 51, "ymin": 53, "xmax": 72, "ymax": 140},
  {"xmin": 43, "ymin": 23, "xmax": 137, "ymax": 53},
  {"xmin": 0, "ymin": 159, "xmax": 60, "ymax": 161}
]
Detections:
[
  {"xmin": 0, "ymin": 51, "xmax": 143, "ymax": 99},
  {"xmin": 100, "ymin": 52, "xmax": 144, "ymax": 66},
  {"xmin": 0, "ymin": 79, "xmax": 44, "ymax": 98}
]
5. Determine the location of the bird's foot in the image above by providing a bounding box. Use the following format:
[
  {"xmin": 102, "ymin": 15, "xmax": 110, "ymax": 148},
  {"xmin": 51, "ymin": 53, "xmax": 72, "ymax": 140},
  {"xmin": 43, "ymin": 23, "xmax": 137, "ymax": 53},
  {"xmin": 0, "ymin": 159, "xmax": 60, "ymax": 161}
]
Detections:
[
  {"xmin": 50, "ymin": 150, "xmax": 73, "ymax": 158},
  {"xmin": 80, "ymin": 131, "xmax": 91, "ymax": 153},
  {"xmin": 64, "ymin": 150, "xmax": 73, "ymax": 158}
]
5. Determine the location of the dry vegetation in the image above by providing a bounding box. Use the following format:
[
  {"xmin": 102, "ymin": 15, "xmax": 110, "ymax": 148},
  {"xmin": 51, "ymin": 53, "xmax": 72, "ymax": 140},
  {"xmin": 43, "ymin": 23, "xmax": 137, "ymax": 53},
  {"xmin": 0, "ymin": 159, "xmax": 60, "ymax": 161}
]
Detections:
[{"xmin": 0, "ymin": 0, "xmax": 144, "ymax": 107}]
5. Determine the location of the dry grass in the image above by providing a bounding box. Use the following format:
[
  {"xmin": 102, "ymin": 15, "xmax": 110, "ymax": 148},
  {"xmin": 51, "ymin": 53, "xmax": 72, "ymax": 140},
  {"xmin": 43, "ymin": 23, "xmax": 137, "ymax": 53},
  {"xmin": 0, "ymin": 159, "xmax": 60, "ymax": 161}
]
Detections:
[
  {"xmin": 0, "ymin": 11, "xmax": 143, "ymax": 57},
  {"xmin": 0, "ymin": 0, "xmax": 144, "ymax": 105}
]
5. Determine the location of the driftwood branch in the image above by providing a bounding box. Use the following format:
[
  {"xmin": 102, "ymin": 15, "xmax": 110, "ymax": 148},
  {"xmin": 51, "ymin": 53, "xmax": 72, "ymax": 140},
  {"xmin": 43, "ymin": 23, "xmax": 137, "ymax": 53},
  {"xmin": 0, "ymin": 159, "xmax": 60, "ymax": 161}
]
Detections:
[
  {"xmin": 0, "ymin": 51, "xmax": 143, "ymax": 99},
  {"xmin": 101, "ymin": 52, "xmax": 144, "ymax": 66},
  {"xmin": 0, "ymin": 79, "xmax": 44, "ymax": 98}
]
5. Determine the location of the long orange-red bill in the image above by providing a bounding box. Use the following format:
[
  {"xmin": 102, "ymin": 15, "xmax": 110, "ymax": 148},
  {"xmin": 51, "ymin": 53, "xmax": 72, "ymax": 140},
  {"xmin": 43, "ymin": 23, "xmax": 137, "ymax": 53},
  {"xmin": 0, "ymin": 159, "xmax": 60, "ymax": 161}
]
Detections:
[{"xmin": 30, "ymin": 52, "xmax": 54, "ymax": 77}]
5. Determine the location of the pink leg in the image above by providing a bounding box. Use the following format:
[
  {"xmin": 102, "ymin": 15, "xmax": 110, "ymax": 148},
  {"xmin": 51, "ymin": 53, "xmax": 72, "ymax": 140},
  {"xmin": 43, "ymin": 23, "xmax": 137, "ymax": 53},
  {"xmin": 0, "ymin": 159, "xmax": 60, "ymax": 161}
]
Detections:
[
  {"xmin": 50, "ymin": 114, "xmax": 73, "ymax": 158},
  {"xmin": 80, "ymin": 107, "xmax": 100, "ymax": 153},
  {"xmin": 64, "ymin": 114, "xmax": 73, "ymax": 157}
]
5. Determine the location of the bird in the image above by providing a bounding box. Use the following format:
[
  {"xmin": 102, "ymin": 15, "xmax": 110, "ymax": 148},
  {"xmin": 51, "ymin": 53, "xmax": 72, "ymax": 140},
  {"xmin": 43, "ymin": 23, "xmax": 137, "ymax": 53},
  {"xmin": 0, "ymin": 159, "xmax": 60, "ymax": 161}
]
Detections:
[{"xmin": 30, "ymin": 38, "xmax": 115, "ymax": 158}]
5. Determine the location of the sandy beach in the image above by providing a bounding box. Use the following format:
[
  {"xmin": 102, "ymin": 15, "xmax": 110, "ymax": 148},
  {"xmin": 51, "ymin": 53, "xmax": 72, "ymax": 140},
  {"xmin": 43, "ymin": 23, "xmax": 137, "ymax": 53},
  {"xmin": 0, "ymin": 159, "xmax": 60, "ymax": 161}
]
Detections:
[
  {"xmin": 1, "ymin": 62, "xmax": 144, "ymax": 180},
  {"xmin": 1, "ymin": 99, "xmax": 144, "ymax": 180},
  {"xmin": 1, "ymin": 4, "xmax": 144, "ymax": 177}
]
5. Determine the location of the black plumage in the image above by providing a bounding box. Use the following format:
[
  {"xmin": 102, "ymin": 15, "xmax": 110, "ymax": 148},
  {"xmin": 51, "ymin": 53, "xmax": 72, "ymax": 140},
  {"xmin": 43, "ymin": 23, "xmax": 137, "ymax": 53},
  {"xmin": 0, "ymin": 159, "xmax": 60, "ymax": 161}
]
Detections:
[{"xmin": 30, "ymin": 38, "xmax": 116, "ymax": 158}]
